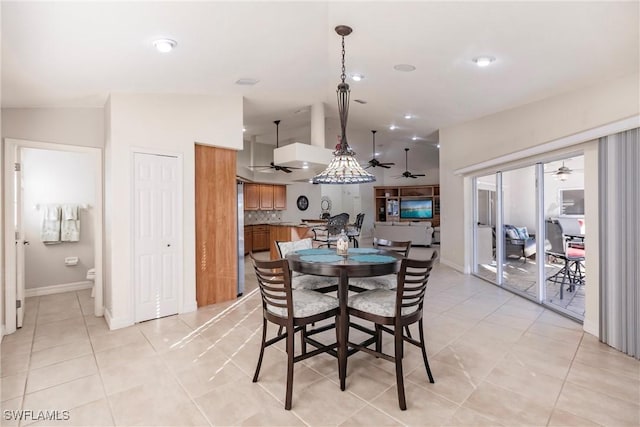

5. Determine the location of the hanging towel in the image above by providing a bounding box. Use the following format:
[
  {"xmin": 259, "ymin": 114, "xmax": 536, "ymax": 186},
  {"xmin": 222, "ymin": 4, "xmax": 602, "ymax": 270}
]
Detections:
[
  {"xmin": 41, "ymin": 204, "xmax": 61, "ymax": 243},
  {"xmin": 61, "ymin": 204, "xmax": 80, "ymax": 242}
]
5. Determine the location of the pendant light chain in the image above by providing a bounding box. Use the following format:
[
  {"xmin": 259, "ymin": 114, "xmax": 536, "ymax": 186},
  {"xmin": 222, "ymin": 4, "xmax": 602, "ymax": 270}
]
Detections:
[{"xmin": 341, "ymin": 35, "xmax": 346, "ymax": 84}]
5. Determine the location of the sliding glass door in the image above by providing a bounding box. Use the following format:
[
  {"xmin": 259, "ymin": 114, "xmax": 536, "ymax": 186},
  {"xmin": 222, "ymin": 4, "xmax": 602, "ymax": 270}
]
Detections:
[{"xmin": 473, "ymin": 156, "xmax": 585, "ymax": 322}]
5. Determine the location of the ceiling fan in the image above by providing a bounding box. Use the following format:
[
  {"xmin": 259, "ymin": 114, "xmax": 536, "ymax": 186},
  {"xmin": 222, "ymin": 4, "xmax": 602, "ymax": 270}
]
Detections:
[
  {"xmin": 396, "ymin": 148, "xmax": 425, "ymax": 179},
  {"xmin": 544, "ymin": 160, "xmax": 582, "ymax": 181},
  {"xmin": 364, "ymin": 130, "xmax": 395, "ymax": 169},
  {"xmin": 248, "ymin": 120, "xmax": 301, "ymax": 174}
]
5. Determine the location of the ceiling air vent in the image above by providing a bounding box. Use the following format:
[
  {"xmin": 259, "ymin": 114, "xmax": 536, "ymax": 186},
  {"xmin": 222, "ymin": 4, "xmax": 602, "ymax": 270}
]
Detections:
[{"xmin": 235, "ymin": 78, "xmax": 260, "ymax": 86}]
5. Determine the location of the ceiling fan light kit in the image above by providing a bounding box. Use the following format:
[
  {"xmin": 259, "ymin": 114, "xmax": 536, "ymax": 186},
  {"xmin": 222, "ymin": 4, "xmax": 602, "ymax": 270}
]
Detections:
[
  {"xmin": 312, "ymin": 25, "xmax": 376, "ymax": 185},
  {"xmin": 553, "ymin": 161, "xmax": 572, "ymax": 181}
]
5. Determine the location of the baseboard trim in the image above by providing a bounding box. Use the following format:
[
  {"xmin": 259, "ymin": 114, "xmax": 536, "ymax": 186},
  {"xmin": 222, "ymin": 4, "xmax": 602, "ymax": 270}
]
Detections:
[
  {"xmin": 440, "ymin": 258, "xmax": 465, "ymax": 273},
  {"xmin": 583, "ymin": 319, "xmax": 599, "ymax": 338},
  {"xmin": 182, "ymin": 300, "xmax": 198, "ymax": 313},
  {"xmin": 104, "ymin": 308, "xmax": 133, "ymax": 331},
  {"xmin": 25, "ymin": 281, "xmax": 93, "ymax": 297}
]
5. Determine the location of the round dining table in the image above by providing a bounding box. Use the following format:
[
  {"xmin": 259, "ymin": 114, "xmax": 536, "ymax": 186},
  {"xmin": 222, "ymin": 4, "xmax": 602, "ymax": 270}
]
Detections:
[{"xmin": 286, "ymin": 247, "xmax": 403, "ymax": 390}]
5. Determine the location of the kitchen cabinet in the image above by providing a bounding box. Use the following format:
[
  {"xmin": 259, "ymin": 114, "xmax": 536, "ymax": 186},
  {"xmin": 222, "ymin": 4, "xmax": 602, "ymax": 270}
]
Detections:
[
  {"xmin": 243, "ymin": 183, "xmax": 287, "ymax": 211},
  {"xmin": 252, "ymin": 225, "xmax": 270, "ymax": 251},
  {"xmin": 273, "ymin": 185, "xmax": 286, "ymax": 210},
  {"xmin": 244, "ymin": 226, "xmax": 253, "ymax": 255},
  {"xmin": 244, "ymin": 184, "xmax": 260, "ymax": 210},
  {"xmin": 259, "ymin": 185, "xmax": 274, "ymax": 210}
]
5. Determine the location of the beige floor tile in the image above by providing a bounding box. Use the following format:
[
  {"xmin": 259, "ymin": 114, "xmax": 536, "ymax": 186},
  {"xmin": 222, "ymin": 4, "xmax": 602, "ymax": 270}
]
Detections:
[
  {"xmin": 1, "ymin": 326, "xmax": 35, "ymax": 344},
  {"xmin": 341, "ymin": 360, "xmax": 397, "ymax": 401},
  {"xmin": 1, "ymin": 372, "xmax": 27, "ymax": 402},
  {"xmin": 195, "ymin": 380, "xmax": 286, "ymax": 425},
  {"xmin": 527, "ymin": 320, "xmax": 583, "ymax": 346},
  {"xmin": 33, "ymin": 316, "xmax": 85, "ymax": 337},
  {"xmin": 1, "ymin": 351, "xmax": 31, "ymax": 377},
  {"xmin": 237, "ymin": 404, "xmax": 306, "ymax": 426},
  {"xmin": 432, "ymin": 341, "xmax": 505, "ymax": 384},
  {"xmin": 0, "ymin": 396, "xmax": 23, "ymax": 427},
  {"xmin": 26, "ymin": 354, "xmax": 97, "ymax": 394},
  {"xmin": 176, "ymin": 351, "xmax": 248, "ymax": 399},
  {"xmin": 462, "ymin": 381, "xmax": 553, "ymax": 426},
  {"xmin": 504, "ymin": 345, "xmax": 573, "ymax": 380},
  {"xmin": 482, "ymin": 311, "xmax": 537, "ymax": 331},
  {"xmin": 1, "ymin": 338, "xmax": 33, "ymax": 358},
  {"xmin": 574, "ymin": 344, "xmax": 640, "ymax": 378},
  {"xmin": 100, "ymin": 355, "xmax": 172, "ymax": 396},
  {"xmin": 89, "ymin": 327, "xmax": 148, "ymax": 353},
  {"xmin": 547, "ymin": 408, "xmax": 603, "ymax": 426},
  {"xmin": 513, "ymin": 331, "xmax": 579, "ymax": 361},
  {"xmin": 484, "ymin": 356, "xmax": 564, "ymax": 407},
  {"xmin": 27, "ymin": 398, "xmax": 114, "ymax": 426},
  {"xmin": 536, "ymin": 309, "xmax": 583, "ymax": 330},
  {"xmin": 36, "ymin": 307, "xmax": 84, "ymax": 325},
  {"xmin": 556, "ymin": 380, "xmax": 640, "ymax": 426},
  {"xmin": 371, "ymin": 382, "xmax": 459, "ymax": 425},
  {"xmin": 108, "ymin": 376, "xmax": 208, "ymax": 426},
  {"xmin": 251, "ymin": 356, "xmax": 326, "ymax": 406},
  {"xmin": 213, "ymin": 324, "xmax": 263, "ymax": 360},
  {"xmin": 455, "ymin": 320, "xmax": 524, "ymax": 346},
  {"xmin": 84, "ymin": 315, "xmax": 110, "ymax": 337},
  {"xmin": 197, "ymin": 315, "xmax": 249, "ymax": 343},
  {"xmin": 140, "ymin": 321, "xmax": 196, "ymax": 352},
  {"xmin": 29, "ymin": 339, "xmax": 92, "ymax": 370},
  {"xmin": 339, "ymin": 404, "xmax": 404, "ymax": 426},
  {"xmin": 407, "ymin": 359, "xmax": 477, "ymax": 405},
  {"xmin": 22, "ymin": 374, "xmax": 105, "ymax": 415},
  {"xmin": 276, "ymin": 378, "xmax": 367, "ymax": 425},
  {"xmin": 159, "ymin": 335, "xmax": 221, "ymax": 373},
  {"xmin": 32, "ymin": 324, "xmax": 89, "ymax": 353},
  {"xmin": 94, "ymin": 340, "xmax": 156, "ymax": 370},
  {"xmin": 444, "ymin": 406, "xmax": 505, "ymax": 426},
  {"xmin": 566, "ymin": 360, "xmax": 640, "ymax": 405}
]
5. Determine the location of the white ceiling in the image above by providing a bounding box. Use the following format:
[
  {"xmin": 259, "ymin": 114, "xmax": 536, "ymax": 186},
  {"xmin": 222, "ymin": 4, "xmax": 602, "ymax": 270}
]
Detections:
[{"xmin": 2, "ymin": 1, "xmax": 638, "ymax": 166}]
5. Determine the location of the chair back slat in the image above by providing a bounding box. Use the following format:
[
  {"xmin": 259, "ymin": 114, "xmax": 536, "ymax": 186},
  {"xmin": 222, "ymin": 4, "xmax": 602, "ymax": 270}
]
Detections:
[
  {"xmin": 373, "ymin": 238, "xmax": 412, "ymax": 258},
  {"xmin": 250, "ymin": 254, "xmax": 293, "ymax": 314},
  {"xmin": 395, "ymin": 252, "xmax": 437, "ymax": 317}
]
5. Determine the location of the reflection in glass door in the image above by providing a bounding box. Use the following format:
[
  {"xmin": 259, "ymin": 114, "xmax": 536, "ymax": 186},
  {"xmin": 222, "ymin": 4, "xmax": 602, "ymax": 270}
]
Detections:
[
  {"xmin": 474, "ymin": 174, "xmax": 498, "ymax": 283},
  {"xmin": 501, "ymin": 166, "xmax": 539, "ymax": 299},
  {"xmin": 543, "ymin": 156, "xmax": 585, "ymax": 319}
]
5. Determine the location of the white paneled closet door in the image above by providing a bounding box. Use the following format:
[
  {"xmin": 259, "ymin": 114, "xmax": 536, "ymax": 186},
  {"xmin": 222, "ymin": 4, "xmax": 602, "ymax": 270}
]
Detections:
[{"xmin": 133, "ymin": 152, "xmax": 181, "ymax": 322}]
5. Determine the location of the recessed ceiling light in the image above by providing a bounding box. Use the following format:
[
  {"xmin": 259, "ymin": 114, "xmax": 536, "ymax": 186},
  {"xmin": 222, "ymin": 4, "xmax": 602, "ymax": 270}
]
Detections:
[
  {"xmin": 404, "ymin": 114, "xmax": 412, "ymax": 120},
  {"xmin": 302, "ymin": 165, "xmax": 309, "ymax": 169},
  {"xmin": 242, "ymin": 127, "xmax": 246, "ymax": 132},
  {"xmin": 235, "ymin": 78, "xmax": 260, "ymax": 86},
  {"xmin": 153, "ymin": 39, "xmax": 177, "ymax": 53},
  {"xmin": 350, "ymin": 73, "xmax": 364, "ymax": 82},
  {"xmin": 436, "ymin": 144, "xmax": 441, "ymax": 149},
  {"xmin": 411, "ymin": 136, "xmax": 418, "ymax": 141},
  {"xmin": 473, "ymin": 56, "xmax": 496, "ymax": 67},
  {"xmin": 389, "ymin": 125, "xmax": 397, "ymax": 130},
  {"xmin": 393, "ymin": 64, "xmax": 416, "ymax": 72}
]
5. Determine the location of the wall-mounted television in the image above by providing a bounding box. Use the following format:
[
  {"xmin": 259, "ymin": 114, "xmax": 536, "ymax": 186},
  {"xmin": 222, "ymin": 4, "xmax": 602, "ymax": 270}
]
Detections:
[{"xmin": 400, "ymin": 198, "xmax": 433, "ymax": 219}]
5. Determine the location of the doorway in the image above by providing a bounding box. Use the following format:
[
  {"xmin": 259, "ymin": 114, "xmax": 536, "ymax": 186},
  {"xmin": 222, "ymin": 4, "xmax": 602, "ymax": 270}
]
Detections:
[{"xmin": 3, "ymin": 138, "xmax": 103, "ymax": 334}]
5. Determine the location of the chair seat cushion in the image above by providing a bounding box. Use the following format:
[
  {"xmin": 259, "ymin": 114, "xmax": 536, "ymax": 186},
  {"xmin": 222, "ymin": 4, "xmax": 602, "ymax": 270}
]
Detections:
[
  {"xmin": 292, "ymin": 274, "xmax": 338, "ymax": 290},
  {"xmin": 567, "ymin": 247, "xmax": 585, "ymax": 258},
  {"xmin": 267, "ymin": 289, "xmax": 338, "ymax": 318},
  {"xmin": 349, "ymin": 274, "xmax": 397, "ymax": 290},
  {"xmin": 348, "ymin": 289, "xmax": 418, "ymax": 317}
]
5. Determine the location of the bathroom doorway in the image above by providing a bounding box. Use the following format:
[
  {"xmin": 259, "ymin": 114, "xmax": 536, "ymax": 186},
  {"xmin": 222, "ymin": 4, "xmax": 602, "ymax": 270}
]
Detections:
[{"xmin": 3, "ymin": 138, "xmax": 103, "ymax": 334}]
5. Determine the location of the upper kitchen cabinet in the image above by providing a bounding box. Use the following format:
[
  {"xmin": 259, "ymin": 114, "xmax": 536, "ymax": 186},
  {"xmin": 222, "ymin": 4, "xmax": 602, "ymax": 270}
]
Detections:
[
  {"xmin": 244, "ymin": 183, "xmax": 287, "ymax": 211},
  {"xmin": 274, "ymin": 185, "xmax": 286, "ymax": 210},
  {"xmin": 259, "ymin": 184, "xmax": 274, "ymax": 210},
  {"xmin": 244, "ymin": 183, "xmax": 260, "ymax": 210}
]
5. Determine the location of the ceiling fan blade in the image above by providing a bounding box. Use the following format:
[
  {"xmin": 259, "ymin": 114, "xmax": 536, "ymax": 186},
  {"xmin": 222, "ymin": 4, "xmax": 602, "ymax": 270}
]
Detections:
[
  {"xmin": 412, "ymin": 174, "xmax": 426, "ymax": 177},
  {"xmin": 379, "ymin": 164, "xmax": 391, "ymax": 169},
  {"xmin": 247, "ymin": 165, "xmax": 273, "ymax": 169},
  {"xmin": 364, "ymin": 164, "xmax": 373, "ymax": 169},
  {"xmin": 379, "ymin": 162, "xmax": 395, "ymax": 166},
  {"xmin": 410, "ymin": 175, "xmax": 418, "ymax": 179},
  {"xmin": 281, "ymin": 167, "xmax": 293, "ymax": 173}
]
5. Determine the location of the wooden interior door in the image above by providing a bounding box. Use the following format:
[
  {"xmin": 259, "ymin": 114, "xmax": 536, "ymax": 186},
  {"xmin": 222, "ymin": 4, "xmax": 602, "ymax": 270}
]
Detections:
[{"xmin": 195, "ymin": 144, "xmax": 237, "ymax": 306}]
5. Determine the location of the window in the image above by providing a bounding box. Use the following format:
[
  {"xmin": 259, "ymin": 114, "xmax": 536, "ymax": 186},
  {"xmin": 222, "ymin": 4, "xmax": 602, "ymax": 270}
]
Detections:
[{"xmin": 559, "ymin": 189, "xmax": 585, "ymax": 216}]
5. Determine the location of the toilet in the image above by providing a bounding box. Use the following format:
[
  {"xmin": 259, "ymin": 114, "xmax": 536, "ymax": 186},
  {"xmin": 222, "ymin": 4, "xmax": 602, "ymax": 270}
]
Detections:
[{"xmin": 87, "ymin": 268, "xmax": 96, "ymax": 297}]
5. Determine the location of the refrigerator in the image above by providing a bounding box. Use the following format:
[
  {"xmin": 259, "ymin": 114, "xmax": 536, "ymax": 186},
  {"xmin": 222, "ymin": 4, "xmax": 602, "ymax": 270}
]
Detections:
[{"xmin": 237, "ymin": 182, "xmax": 245, "ymax": 296}]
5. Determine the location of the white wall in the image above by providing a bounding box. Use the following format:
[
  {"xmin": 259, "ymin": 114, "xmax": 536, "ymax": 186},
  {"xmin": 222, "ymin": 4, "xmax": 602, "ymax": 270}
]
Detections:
[
  {"xmin": 280, "ymin": 182, "xmax": 322, "ymax": 223},
  {"xmin": 502, "ymin": 166, "xmax": 537, "ymax": 233},
  {"xmin": 105, "ymin": 93, "xmax": 242, "ymax": 329},
  {"xmin": 2, "ymin": 108, "xmax": 104, "ymax": 148},
  {"xmin": 439, "ymin": 73, "xmax": 640, "ymax": 335},
  {"xmin": 21, "ymin": 148, "xmax": 95, "ymax": 288}
]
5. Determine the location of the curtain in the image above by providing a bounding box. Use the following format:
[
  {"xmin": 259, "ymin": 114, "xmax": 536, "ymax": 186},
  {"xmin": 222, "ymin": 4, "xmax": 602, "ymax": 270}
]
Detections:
[{"xmin": 599, "ymin": 127, "xmax": 640, "ymax": 359}]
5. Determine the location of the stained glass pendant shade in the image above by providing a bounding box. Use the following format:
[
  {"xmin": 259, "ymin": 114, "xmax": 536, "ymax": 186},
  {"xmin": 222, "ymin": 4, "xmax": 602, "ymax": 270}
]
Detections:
[{"xmin": 312, "ymin": 25, "xmax": 375, "ymax": 185}]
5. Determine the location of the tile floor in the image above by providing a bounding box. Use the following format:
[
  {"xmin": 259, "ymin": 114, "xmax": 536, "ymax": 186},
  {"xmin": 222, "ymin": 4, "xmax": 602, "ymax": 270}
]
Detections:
[{"xmin": 1, "ymin": 247, "xmax": 639, "ymax": 426}]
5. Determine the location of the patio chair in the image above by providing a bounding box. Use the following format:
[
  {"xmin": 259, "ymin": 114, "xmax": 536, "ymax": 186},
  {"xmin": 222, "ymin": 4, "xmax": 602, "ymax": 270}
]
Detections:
[
  {"xmin": 311, "ymin": 212, "xmax": 350, "ymax": 248},
  {"xmin": 346, "ymin": 213, "xmax": 365, "ymax": 248},
  {"xmin": 545, "ymin": 219, "xmax": 585, "ymax": 299}
]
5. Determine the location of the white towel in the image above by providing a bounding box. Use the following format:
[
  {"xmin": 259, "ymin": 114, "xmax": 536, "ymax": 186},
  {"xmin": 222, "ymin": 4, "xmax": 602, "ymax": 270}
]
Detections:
[
  {"xmin": 41, "ymin": 205, "xmax": 61, "ymax": 242},
  {"xmin": 61, "ymin": 204, "xmax": 80, "ymax": 242}
]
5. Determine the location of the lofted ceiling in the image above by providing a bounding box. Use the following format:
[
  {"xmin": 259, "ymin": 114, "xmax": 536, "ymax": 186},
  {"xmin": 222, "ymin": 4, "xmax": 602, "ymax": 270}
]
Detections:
[{"xmin": 2, "ymin": 1, "xmax": 638, "ymax": 167}]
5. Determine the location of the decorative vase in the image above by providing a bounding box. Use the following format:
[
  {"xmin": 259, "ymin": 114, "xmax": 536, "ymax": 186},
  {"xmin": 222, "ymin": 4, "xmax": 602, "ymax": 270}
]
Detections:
[{"xmin": 336, "ymin": 229, "xmax": 349, "ymax": 257}]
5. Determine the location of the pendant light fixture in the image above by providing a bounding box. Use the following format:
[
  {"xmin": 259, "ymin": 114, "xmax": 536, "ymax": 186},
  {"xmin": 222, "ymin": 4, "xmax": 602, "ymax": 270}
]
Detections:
[{"xmin": 312, "ymin": 25, "xmax": 375, "ymax": 184}]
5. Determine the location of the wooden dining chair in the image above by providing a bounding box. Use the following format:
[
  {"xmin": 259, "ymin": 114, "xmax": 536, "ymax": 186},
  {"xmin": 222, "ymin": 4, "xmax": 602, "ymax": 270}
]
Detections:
[
  {"xmin": 275, "ymin": 239, "xmax": 338, "ymax": 293},
  {"xmin": 250, "ymin": 254, "xmax": 339, "ymax": 410},
  {"xmin": 347, "ymin": 252, "xmax": 437, "ymax": 410},
  {"xmin": 349, "ymin": 238, "xmax": 412, "ymax": 292}
]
